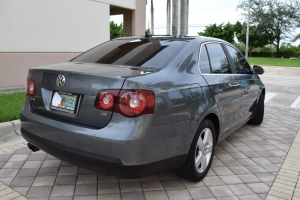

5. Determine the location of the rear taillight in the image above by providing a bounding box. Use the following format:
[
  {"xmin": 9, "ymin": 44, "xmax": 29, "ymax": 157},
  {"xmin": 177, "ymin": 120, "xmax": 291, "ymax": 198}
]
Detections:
[
  {"xmin": 94, "ymin": 91, "xmax": 118, "ymax": 111},
  {"xmin": 26, "ymin": 77, "xmax": 36, "ymax": 96},
  {"xmin": 94, "ymin": 90, "xmax": 155, "ymax": 117}
]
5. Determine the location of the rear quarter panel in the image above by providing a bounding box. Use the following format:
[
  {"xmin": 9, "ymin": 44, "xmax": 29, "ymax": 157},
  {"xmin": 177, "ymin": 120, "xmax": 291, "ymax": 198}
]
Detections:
[{"xmin": 121, "ymin": 39, "xmax": 221, "ymax": 160}]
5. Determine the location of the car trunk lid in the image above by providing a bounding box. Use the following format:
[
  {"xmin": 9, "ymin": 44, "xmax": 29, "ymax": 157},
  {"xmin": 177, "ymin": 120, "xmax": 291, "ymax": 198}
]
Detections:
[{"xmin": 28, "ymin": 62, "xmax": 157, "ymax": 128}]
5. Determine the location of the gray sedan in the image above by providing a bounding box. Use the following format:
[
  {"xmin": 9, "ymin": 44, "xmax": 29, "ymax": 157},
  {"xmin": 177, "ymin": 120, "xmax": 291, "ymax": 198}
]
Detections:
[{"xmin": 21, "ymin": 35, "xmax": 265, "ymax": 182}]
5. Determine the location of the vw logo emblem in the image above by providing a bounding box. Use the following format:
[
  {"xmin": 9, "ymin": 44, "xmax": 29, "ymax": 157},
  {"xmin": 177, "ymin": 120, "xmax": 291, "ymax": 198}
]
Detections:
[{"xmin": 56, "ymin": 75, "xmax": 65, "ymax": 87}]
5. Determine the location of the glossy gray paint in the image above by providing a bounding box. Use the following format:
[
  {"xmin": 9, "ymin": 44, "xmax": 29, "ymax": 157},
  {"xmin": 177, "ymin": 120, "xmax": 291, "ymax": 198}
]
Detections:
[
  {"xmin": 198, "ymin": 41, "xmax": 263, "ymax": 138},
  {"xmin": 20, "ymin": 36, "xmax": 264, "ymax": 177}
]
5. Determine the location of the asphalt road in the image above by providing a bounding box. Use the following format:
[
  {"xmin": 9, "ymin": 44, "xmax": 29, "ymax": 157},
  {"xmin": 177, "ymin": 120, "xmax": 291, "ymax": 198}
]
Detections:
[{"xmin": 260, "ymin": 65, "xmax": 300, "ymax": 96}]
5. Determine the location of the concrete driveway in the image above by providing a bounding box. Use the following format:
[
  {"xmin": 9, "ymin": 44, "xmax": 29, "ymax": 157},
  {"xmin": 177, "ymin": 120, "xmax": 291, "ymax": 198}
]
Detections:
[
  {"xmin": 0, "ymin": 66, "xmax": 299, "ymax": 200},
  {"xmin": 262, "ymin": 66, "xmax": 300, "ymax": 108}
]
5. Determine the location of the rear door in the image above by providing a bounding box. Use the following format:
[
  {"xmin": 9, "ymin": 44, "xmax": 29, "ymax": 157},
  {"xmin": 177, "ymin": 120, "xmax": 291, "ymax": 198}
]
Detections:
[
  {"xmin": 199, "ymin": 43, "xmax": 242, "ymax": 136},
  {"xmin": 224, "ymin": 45, "xmax": 259, "ymax": 124}
]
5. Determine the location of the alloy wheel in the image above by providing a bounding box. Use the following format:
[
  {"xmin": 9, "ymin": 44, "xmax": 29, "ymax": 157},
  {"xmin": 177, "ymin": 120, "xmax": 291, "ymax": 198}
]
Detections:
[{"xmin": 195, "ymin": 128, "xmax": 213, "ymax": 173}]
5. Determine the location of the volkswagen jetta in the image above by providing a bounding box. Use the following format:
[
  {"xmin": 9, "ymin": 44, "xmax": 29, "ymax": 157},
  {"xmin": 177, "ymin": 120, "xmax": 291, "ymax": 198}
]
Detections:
[{"xmin": 20, "ymin": 35, "xmax": 265, "ymax": 182}]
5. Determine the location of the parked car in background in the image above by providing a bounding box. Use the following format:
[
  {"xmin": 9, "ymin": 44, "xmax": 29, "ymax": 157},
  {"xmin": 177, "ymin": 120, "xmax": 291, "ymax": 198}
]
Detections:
[{"xmin": 21, "ymin": 35, "xmax": 265, "ymax": 182}]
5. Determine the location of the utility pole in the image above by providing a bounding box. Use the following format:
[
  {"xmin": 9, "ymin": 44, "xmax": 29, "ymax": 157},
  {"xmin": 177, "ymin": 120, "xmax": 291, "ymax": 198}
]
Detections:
[{"xmin": 245, "ymin": 0, "xmax": 250, "ymax": 60}]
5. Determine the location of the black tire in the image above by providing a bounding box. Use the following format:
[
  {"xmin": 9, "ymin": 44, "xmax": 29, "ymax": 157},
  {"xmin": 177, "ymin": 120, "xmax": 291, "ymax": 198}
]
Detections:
[
  {"xmin": 175, "ymin": 119, "xmax": 216, "ymax": 182},
  {"xmin": 248, "ymin": 92, "xmax": 264, "ymax": 125}
]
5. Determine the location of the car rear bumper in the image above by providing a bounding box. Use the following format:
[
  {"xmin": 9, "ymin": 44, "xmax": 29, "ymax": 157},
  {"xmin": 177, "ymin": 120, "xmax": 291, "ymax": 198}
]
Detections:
[
  {"xmin": 21, "ymin": 127, "xmax": 186, "ymax": 178},
  {"xmin": 20, "ymin": 96, "xmax": 189, "ymax": 178}
]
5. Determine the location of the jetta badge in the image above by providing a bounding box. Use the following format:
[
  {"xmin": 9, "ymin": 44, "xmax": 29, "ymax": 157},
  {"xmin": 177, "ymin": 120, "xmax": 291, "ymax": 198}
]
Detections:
[{"xmin": 56, "ymin": 75, "xmax": 65, "ymax": 87}]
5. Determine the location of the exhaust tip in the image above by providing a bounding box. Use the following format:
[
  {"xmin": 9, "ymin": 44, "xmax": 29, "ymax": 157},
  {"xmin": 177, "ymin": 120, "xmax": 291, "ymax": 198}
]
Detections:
[{"xmin": 27, "ymin": 143, "xmax": 40, "ymax": 152}]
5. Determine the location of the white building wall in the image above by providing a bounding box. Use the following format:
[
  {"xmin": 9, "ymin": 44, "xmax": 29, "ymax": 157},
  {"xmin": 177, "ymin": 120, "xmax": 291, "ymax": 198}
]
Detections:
[
  {"xmin": 0, "ymin": 0, "xmax": 110, "ymax": 52},
  {"xmin": 0, "ymin": 0, "xmax": 144, "ymax": 87},
  {"xmin": 96, "ymin": 0, "xmax": 136, "ymax": 9}
]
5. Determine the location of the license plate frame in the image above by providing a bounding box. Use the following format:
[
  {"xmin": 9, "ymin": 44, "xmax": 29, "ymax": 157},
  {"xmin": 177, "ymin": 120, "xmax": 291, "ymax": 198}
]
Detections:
[{"xmin": 50, "ymin": 91, "xmax": 79, "ymax": 114}]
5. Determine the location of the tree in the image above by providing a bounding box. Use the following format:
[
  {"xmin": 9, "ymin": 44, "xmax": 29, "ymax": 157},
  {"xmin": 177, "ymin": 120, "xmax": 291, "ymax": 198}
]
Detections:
[
  {"xmin": 292, "ymin": 34, "xmax": 300, "ymax": 43},
  {"xmin": 280, "ymin": 42, "xmax": 300, "ymax": 58},
  {"xmin": 110, "ymin": 21, "xmax": 123, "ymax": 39},
  {"xmin": 146, "ymin": 0, "xmax": 154, "ymax": 34},
  {"xmin": 151, "ymin": 0, "xmax": 154, "ymax": 34},
  {"xmin": 237, "ymin": 0, "xmax": 300, "ymax": 58},
  {"xmin": 292, "ymin": 20, "xmax": 300, "ymax": 43},
  {"xmin": 234, "ymin": 21, "xmax": 269, "ymax": 56},
  {"xmin": 198, "ymin": 23, "xmax": 235, "ymax": 43},
  {"xmin": 166, "ymin": 0, "xmax": 171, "ymax": 35},
  {"xmin": 172, "ymin": 0, "xmax": 179, "ymax": 36}
]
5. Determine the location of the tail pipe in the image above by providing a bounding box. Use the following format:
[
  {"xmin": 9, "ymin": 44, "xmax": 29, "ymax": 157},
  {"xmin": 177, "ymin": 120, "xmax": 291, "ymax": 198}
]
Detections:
[{"xmin": 27, "ymin": 143, "xmax": 40, "ymax": 152}]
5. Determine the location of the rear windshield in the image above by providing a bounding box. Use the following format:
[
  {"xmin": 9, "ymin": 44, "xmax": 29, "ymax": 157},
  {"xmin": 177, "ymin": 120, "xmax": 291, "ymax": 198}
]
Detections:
[{"xmin": 72, "ymin": 38, "xmax": 189, "ymax": 69}]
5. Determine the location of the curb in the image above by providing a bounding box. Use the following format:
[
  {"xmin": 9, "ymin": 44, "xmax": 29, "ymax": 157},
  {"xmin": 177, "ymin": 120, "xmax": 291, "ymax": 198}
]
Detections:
[
  {"xmin": 0, "ymin": 120, "xmax": 22, "ymax": 144},
  {"xmin": 266, "ymin": 128, "xmax": 300, "ymax": 200},
  {"xmin": 0, "ymin": 85, "xmax": 26, "ymax": 94}
]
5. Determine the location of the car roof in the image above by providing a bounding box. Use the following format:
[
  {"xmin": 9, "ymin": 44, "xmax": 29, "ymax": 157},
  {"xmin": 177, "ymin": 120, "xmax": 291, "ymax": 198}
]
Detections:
[{"xmin": 113, "ymin": 35, "xmax": 230, "ymax": 45}]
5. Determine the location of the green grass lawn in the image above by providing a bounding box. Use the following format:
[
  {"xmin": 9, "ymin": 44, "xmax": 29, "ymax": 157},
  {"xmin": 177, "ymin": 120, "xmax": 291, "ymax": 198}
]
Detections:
[
  {"xmin": 0, "ymin": 92, "xmax": 26, "ymax": 123},
  {"xmin": 248, "ymin": 57, "xmax": 300, "ymax": 67}
]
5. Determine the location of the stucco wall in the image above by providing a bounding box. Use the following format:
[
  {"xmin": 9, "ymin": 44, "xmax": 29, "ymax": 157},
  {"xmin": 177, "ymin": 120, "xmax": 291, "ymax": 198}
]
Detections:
[
  {"xmin": 0, "ymin": 53, "xmax": 81, "ymax": 87},
  {"xmin": 0, "ymin": 0, "xmax": 110, "ymax": 52},
  {"xmin": 97, "ymin": 0, "xmax": 136, "ymax": 9},
  {"xmin": 133, "ymin": 0, "xmax": 146, "ymax": 36},
  {"xmin": 110, "ymin": 0, "xmax": 146, "ymax": 36},
  {"xmin": 0, "ymin": 0, "xmax": 145, "ymax": 87}
]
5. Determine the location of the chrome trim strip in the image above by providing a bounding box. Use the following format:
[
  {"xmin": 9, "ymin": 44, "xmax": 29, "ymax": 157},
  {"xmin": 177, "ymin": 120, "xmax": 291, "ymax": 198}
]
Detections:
[
  {"xmin": 201, "ymin": 74, "xmax": 252, "ymax": 76},
  {"xmin": 197, "ymin": 40, "xmax": 253, "ymax": 75}
]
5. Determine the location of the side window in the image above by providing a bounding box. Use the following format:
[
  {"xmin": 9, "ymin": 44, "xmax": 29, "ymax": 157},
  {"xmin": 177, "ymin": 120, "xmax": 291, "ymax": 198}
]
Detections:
[
  {"xmin": 225, "ymin": 45, "xmax": 251, "ymax": 74},
  {"xmin": 206, "ymin": 43, "xmax": 232, "ymax": 74},
  {"xmin": 199, "ymin": 45, "xmax": 211, "ymax": 73}
]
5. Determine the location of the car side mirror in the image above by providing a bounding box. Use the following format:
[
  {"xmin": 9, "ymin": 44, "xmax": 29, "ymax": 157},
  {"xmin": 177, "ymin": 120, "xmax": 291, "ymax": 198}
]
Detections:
[{"xmin": 253, "ymin": 65, "xmax": 264, "ymax": 75}]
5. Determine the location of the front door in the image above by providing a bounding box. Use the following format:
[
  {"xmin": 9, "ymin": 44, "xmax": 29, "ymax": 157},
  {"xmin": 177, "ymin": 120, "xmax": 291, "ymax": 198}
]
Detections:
[{"xmin": 224, "ymin": 45, "xmax": 259, "ymax": 124}]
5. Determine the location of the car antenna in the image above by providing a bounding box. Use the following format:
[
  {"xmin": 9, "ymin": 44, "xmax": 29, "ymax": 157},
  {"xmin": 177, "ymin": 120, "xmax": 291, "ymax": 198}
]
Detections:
[{"xmin": 145, "ymin": 31, "xmax": 153, "ymax": 38}]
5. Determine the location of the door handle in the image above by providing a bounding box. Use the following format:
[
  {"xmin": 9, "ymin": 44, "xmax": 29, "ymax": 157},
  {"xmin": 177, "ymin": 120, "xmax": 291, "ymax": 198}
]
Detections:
[
  {"xmin": 241, "ymin": 84, "xmax": 247, "ymax": 89},
  {"xmin": 215, "ymin": 89, "xmax": 223, "ymax": 95},
  {"xmin": 229, "ymin": 82, "xmax": 239, "ymax": 87}
]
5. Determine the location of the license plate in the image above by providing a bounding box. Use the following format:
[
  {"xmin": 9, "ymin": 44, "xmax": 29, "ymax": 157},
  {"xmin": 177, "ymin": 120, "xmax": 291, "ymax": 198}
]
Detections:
[{"xmin": 50, "ymin": 91, "xmax": 78, "ymax": 114}]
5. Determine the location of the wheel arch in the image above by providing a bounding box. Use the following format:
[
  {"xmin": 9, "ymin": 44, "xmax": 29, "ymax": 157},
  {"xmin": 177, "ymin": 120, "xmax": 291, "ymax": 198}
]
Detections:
[
  {"xmin": 261, "ymin": 88, "xmax": 265, "ymax": 97},
  {"xmin": 257, "ymin": 87, "xmax": 265, "ymax": 105},
  {"xmin": 203, "ymin": 113, "xmax": 220, "ymax": 144}
]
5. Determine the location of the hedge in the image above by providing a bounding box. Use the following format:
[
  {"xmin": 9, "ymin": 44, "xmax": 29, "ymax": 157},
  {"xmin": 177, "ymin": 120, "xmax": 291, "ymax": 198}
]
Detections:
[{"xmin": 241, "ymin": 51, "xmax": 300, "ymax": 58}]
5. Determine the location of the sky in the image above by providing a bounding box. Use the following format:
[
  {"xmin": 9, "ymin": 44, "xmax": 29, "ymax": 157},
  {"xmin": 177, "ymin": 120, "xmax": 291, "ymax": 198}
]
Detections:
[
  {"xmin": 110, "ymin": 0, "xmax": 300, "ymax": 45},
  {"xmin": 146, "ymin": 0, "xmax": 243, "ymax": 36}
]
